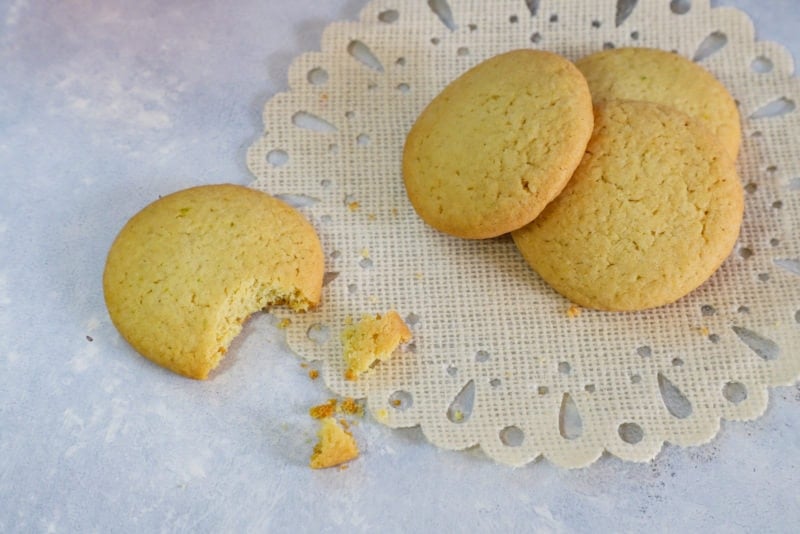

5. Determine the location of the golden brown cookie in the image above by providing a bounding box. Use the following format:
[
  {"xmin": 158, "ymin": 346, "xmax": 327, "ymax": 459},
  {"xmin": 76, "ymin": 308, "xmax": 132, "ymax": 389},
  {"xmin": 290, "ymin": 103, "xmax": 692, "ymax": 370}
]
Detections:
[
  {"xmin": 103, "ymin": 184, "xmax": 324, "ymax": 379},
  {"xmin": 403, "ymin": 49, "xmax": 594, "ymax": 239},
  {"xmin": 575, "ymin": 47, "xmax": 742, "ymax": 159},
  {"xmin": 342, "ymin": 311, "xmax": 412, "ymax": 380},
  {"xmin": 512, "ymin": 100, "xmax": 744, "ymax": 311}
]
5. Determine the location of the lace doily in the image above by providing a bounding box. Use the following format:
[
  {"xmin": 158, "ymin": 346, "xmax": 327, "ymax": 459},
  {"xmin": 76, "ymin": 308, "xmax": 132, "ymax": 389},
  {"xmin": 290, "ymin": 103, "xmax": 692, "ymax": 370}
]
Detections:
[{"xmin": 246, "ymin": 0, "xmax": 800, "ymax": 467}]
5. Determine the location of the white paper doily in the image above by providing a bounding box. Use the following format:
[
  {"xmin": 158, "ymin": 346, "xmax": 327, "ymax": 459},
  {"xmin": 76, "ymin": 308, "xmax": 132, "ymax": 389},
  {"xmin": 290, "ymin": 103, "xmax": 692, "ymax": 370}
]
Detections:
[{"xmin": 246, "ymin": 0, "xmax": 800, "ymax": 467}]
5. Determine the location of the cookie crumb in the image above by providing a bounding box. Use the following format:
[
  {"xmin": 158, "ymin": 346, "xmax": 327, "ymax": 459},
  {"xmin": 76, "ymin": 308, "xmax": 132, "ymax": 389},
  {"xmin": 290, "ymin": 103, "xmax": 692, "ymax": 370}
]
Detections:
[
  {"xmin": 348, "ymin": 201, "xmax": 361, "ymax": 212},
  {"xmin": 309, "ymin": 417, "xmax": 359, "ymax": 469},
  {"xmin": 700, "ymin": 326, "xmax": 710, "ymax": 336},
  {"xmin": 278, "ymin": 318, "xmax": 292, "ymax": 329},
  {"xmin": 308, "ymin": 369, "xmax": 320, "ymax": 380},
  {"xmin": 341, "ymin": 311, "xmax": 413, "ymax": 379},
  {"xmin": 340, "ymin": 397, "xmax": 363, "ymax": 417},
  {"xmin": 309, "ymin": 399, "xmax": 338, "ymax": 420},
  {"xmin": 567, "ymin": 305, "xmax": 582, "ymax": 318}
]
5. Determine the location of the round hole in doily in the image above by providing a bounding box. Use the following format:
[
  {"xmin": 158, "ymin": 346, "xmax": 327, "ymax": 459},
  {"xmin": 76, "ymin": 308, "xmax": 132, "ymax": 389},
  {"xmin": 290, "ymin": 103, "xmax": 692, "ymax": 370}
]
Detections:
[
  {"xmin": 500, "ymin": 426, "xmax": 525, "ymax": 447},
  {"xmin": 723, "ymin": 381, "xmax": 748, "ymax": 404},
  {"xmin": 389, "ymin": 390, "xmax": 413, "ymax": 410},
  {"xmin": 670, "ymin": 0, "xmax": 692, "ymax": 15},
  {"xmin": 265, "ymin": 149, "xmax": 288, "ymax": 167},
  {"xmin": 306, "ymin": 323, "xmax": 330, "ymax": 345},
  {"xmin": 378, "ymin": 9, "xmax": 399, "ymax": 24},
  {"xmin": 618, "ymin": 423, "xmax": 644, "ymax": 445},
  {"xmin": 751, "ymin": 56, "xmax": 773, "ymax": 73},
  {"xmin": 306, "ymin": 67, "xmax": 328, "ymax": 85}
]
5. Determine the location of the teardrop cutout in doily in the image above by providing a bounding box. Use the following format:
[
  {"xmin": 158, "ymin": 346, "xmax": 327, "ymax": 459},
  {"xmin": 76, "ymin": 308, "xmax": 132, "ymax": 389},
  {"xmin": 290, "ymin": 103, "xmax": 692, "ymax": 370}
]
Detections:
[{"xmin": 247, "ymin": 0, "xmax": 800, "ymax": 467}]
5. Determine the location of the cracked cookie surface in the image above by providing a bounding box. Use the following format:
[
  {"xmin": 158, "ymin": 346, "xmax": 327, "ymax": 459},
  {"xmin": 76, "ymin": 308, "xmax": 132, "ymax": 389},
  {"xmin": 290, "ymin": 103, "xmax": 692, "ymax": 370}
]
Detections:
[
  {"xmin": 103, "ymin": 184, "xmax": 324, "ymax": 379},
  {"xmin": 402, "ymin": 49, "xmax": 594, "ymax": 239},
  {"xmin": 512, "ymin": 100, "xmax": 743, "ymax": 311},
  {"xmin": 576, "ymin": 47, "xmax": 742, "ymax": 159}
]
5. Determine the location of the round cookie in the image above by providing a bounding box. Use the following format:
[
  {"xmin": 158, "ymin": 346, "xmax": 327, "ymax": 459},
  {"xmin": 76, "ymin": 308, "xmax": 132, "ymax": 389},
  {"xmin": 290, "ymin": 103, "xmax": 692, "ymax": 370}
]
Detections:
[
  {"xmin": 512, "ymin": 100, "xmax": 744, "ymax": 311},
  {"xmin": 575, "ymin": 47, "xmax": 742, "ymax": 159},
  {"xmin": 103, "ymin": 184, "xmax": 324, "ymax": 379},
  {"xmin": 402, "ymin": 49, "xmax": 594, "ymax": 239}
]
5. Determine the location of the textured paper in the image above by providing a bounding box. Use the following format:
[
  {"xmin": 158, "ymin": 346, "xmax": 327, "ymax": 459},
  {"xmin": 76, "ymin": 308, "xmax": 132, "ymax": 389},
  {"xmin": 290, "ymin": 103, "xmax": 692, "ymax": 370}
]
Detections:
[{"xmin": 247, "ymin": 0, "xmax": 800, "ymax": 467}]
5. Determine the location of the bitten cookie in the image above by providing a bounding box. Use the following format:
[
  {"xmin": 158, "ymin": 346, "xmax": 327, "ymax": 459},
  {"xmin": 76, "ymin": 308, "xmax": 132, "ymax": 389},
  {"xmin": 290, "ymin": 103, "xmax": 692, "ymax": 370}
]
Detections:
[
  {"xmin": 403, "ymin": 49, "xmax": 594, "ymax": 239},
  {"xmin": 512, "ymin": 100, "xmax": 744, "ymax": 311},
  {"xmin": 575, "ymin": 47, "xmax": 742, "ymax": 159},
  {"xmin": 103, "ymin": 184, "xmax": 324, "ymax": 379}
]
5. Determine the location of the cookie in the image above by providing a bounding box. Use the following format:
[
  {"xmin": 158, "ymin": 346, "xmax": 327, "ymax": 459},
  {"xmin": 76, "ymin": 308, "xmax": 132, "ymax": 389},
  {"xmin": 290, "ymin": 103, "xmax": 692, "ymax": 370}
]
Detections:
[
  {"xmin": 341, "ymin": 311, "xmax": 412, "ymax": 380},
  {"xmin": 575, "ymin": 47, "xmax": 742, "ymax": 159},
  {"xmin": 103, "ymin": 184, "xmax": 324, "ymax": 379},
  {"xmin": 512, "ymin": 100, "xmax": 744, "ymax": 311},
  {"xmin": 402, "ymin": 49, "xmax": 594, "ymax": 239}
]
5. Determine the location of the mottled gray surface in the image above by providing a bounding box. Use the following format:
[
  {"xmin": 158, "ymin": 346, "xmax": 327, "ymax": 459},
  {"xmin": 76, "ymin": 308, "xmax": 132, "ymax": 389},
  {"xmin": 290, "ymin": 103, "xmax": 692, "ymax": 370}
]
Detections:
[{"xmin": 1, "ymin": 0, "xmax": 798, "ymax": 532}]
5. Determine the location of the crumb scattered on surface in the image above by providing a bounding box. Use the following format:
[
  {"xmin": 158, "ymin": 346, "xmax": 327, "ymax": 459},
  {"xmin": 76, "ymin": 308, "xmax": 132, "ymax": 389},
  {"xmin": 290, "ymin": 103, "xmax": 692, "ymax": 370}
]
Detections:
[
  {"xmin": 340, "ymin": 397, "xmax": 363, "ymax": 417},
  {"xmin": 310, "ymin": 397, "xmax": 364, "ymax": 419},
  {"xmin": 376, "ymin": 408, "xmax": 389, "ymax": 422},
  {"xmin": 700, "ymin": 326, "xmax": 710, "ymax": 336},
  {"xmin": 308, "ymin": 369, "xmax": 320, "ymax": 380},
  {"xmin": 390, "ymin": 398, "xmax": 402, "ymax": 408},
  {"xmin": 567, "ymin": 305, "xmax": 582, "ymax": 318},
  {"xmin": 278, "ymin": 318, "xmax": 292, "ymax": 329},
  {"xmin": 367, "ymin": 213, "xmax": 377, "ymax": 221},
  {"xmin": 310, "ymin": 399, "xmax": 338, "ymax": 420},
  {"xmin": 341, "ymin": 311, "xmax": 412, "ymax": 379},
  {"xmin": 309, "ymin": 417, "xmax": 359, "ymax": 469},
  {"xmin": 348, "ymin": 201, "xmax": 360, "ymax": 212}
]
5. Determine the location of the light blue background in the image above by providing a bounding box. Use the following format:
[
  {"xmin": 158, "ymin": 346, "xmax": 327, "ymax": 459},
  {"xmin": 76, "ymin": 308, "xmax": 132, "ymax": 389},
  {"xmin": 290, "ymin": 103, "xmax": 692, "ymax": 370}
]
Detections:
[{"xmin": 1, "ymin": 1, "xmax": 798, "ymax": 532}]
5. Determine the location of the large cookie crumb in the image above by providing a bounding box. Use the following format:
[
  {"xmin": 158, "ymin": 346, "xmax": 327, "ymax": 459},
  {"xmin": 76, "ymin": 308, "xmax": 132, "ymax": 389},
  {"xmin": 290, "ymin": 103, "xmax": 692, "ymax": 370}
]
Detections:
[
  {"xmin": 309, "ymin": 417, "xmax": 359, "ymax": 469},
  {"xmin": 341, "ymin": 311, "xmax": 412, "ymax": 380}
]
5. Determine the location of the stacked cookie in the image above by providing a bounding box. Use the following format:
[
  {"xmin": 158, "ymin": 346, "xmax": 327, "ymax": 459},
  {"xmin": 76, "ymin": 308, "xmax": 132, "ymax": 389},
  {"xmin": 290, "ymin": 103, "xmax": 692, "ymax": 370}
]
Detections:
[{"xmin": 403, "ymin": 47, "xmax": 744, "ymax": 311}]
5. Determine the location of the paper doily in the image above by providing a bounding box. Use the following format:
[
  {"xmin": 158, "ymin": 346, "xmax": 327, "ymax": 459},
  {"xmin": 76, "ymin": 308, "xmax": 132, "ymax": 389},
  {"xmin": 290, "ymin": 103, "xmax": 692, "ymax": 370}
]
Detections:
[{"xmin": 247, "ymin": 0, "xmax": 800, "ymax": 467}]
